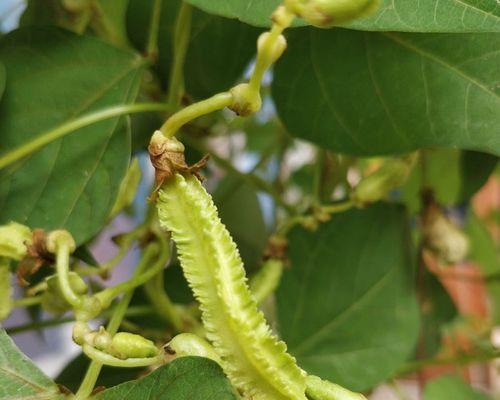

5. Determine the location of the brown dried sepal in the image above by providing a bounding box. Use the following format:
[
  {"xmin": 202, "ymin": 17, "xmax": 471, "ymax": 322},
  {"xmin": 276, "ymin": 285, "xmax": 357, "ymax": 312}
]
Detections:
[
  {"xmin": 148, "ymin": 131, "xmax": 209, "ymax": 191},
  {"xmin": 17, "ymin": 229, "xmax": 54, "ymax": 286},
  {"xmin": 264, "ymin": 235, "xmax": 288, "ymax": 263}
]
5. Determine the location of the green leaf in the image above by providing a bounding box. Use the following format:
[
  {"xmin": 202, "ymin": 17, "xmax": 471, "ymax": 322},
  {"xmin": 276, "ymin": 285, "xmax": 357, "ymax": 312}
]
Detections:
[
  {"xmin": 0, "ymin": 62, "xmax": 5, "ymax": 101},
  {"xmin": 127, "ymin": 0, "xmax": 261, "ymax": 99},
  {"xmin": 56, "ymin": 353, "xmax": 144, "ymax": 393},
  {"xmin": 424, "ymin": 375, "xmax": 491, "ymax": 400},
  {"xmin": 0, "ymin": 329, "xmax": 65, "ymax": 399},
  {"xmin": 184, "ymin": 0, "xmax": 500, "ymax": 32},
  {"xmin": 459, "ymin": 151, "xmax": 498, "ymax": 200},
  {"xmin": 94, "ymin": 356, "xmax": 238, "ymax": 400},
  {"xmin": 273, "ymin": 28, "xmax": 500, "ymax": 157},
  {"xmin": 0, "ymin": 27, "xmax": 144, "ymax": 245},
  {"xmin": 277, "ymin": 203, "xmax": 419, "ymax": 391}
]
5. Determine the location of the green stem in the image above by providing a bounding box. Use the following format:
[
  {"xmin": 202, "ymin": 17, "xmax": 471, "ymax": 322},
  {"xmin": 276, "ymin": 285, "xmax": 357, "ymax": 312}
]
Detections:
[
  {"xmin": 397, "ymin": 350, "xmax": 500, "ymax": 376},
  {"xmin": 75, "ymin": 244, "xmax": 158, "ymax": 399},
  {"xmin": 6, "ymin": 306, "xmax": 155, "ymax": 335},
  {"xmin": 146, "ymin": 0, "xmax": 163, "ymax": 61},
  {"xmin": 56, "ymin": 242, "xmax": 82, "ymax": 309},
  {"xmin": 159, "ymin": 92, "xmax": 233, "ymax": 138},
  {"xmin": 12, "ymin": 296, "xmax": 42, "ymax": 308},
  {"xmin": 322, "ymin": 200, "xmax": 354, "ymax": 214},
  {"xmin": 142, "ymin": 230, "xmax": 182, "ymax": 331},
  {"xmin": 95, "ymin": 239, "xmax": 170, "ymax": 308},
  {"xmin": 0, "ymin": 103, "xmax": 170, "ymax": 170},
  {"xmin": 167, "ymin": 2, "xmax": 192, "ymax": 107}
]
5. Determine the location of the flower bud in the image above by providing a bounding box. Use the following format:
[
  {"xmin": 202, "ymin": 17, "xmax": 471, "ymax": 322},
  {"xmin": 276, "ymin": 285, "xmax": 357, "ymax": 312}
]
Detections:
[
  {"xmin": 110, "ymin": 332, "xmax": 158, "ymax": 360},
  {"xmin": 290, "ymin": 0, "xmax": 380, "ymax": 27},
  {"xmin": 229, "ymin": 83, "xmax": 262, "ymax": 117},
  {"xmin": 351, "ymin": 154, "xmax": 416, "ymax": 206},
  {"xmin": 422, "ymin": 202, "xmax": 469, "ymax": 265},
  {"xmin": 46, "ymin": 230, "xmax": 76, "ymax": 254},
  {"xmin": 0, "ymin": 222, "xmax": 31, "ymax": 261},
  {"xmin": 41, "ymin": 272, "xmax": 88, "ymax": 314},
  {"xmin": 165, "ymin": 333, "xmax": 220, "ymax": 363}
]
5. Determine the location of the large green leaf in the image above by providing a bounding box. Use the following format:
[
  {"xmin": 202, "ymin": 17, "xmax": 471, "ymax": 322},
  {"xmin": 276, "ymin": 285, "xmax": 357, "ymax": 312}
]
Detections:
[
  {"xmin": 0, "ymin": 62, "xmax": 5, "ymax": 101},
  {"xmin": 127, "ymin": 0, "xmax": 261, "ymax": 100},
  {"xmin": 0, "ymin": 329, "xmax": 65, "ymax": 399},
  {"xmin": 273, "ymin": 28, "xmax": 500, "ymax": 157},
  {"xmin": 277, "ymin": 203, "xmax": 419, "ymax": 391},
  {"xmin": 184, "ymin": 0, "xmax": 500, "ymax": 32},
  {"xmin": 94, "ymin": 357, "xmax": 238, "ymax": 400},
  {"xmin": 0, "ymin": 27, "xmax": 143, "ymax": 245},
  {"xmin": 424, "ymin": 375, "xmax": 491, "ymax": 400}
]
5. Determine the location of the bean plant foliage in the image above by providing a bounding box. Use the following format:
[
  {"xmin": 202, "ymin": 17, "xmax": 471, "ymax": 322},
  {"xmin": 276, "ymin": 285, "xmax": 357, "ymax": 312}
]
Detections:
[{"xmin": 0, "ymin": 0, "xmax": 498, "ymax": 399}]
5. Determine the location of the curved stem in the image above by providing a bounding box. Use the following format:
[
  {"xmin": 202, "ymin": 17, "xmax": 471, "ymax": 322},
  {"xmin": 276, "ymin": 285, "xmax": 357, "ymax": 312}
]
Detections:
[
  {"xmin": 167, "ymin": 2, "xmax": 192, "ymax": 106},
  {"xmin": 56, "ymin": 242, "xmax": 82, "ymax": 309},
  {"xmin": 12, "ymin": 296, "xmax": 42, "ymax": 308},
  {"xmin": 6, "ymin": 306, "xmax": 155, "ymax": 335},
  {"xmin": 95, "ymin": 238, "xmax": 170, "ymax": 308},
  {"xmin": 82, "ymin": 344, "xmax": 161, "ymax": 368},
  {"xmin": 321, "ymin": 200, "xmax": 354, "ymax": 214},
  {"xmin": 0, "ymin": 103, "xmax": 170, "ymax": 170},
  {"xmin": 159, "ymin": 92, "xmax": 233, "ymax": 138},
  {"xmin": 146, "ymin": 0, "xmax": 164, "ymax": 61},
  {"xmin": 75, "ymin": 244, "xmax": 158, "ymax": 399}
]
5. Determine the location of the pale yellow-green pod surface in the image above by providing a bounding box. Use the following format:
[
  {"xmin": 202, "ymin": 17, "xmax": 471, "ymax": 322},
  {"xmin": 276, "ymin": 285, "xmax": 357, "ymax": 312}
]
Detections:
[
  {"xmin": 157, "ymin": 174, "xmax": 307, "ymax": 400},
  {"xmin": 306, "ymin": 375, "xmax": 367, "ymax": 400},
  {"xmin": 0, "ymin": 258, "xmax": 13, "ymax": 321},
  {"xmin": 289, "ymin": 0, "xmax": 380, "ymax": 27}
]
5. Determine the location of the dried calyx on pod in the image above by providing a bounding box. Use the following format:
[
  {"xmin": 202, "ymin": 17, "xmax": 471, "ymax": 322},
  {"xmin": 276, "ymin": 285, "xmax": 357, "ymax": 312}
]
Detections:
[
  {"xmin": 286, "ymin": 0, "xmax": 380, "ymax": 27},
  {"xmin": 148, "ymin": 131, "xmax": 208, "ymax": 188},
  {"xmin": 421, "ymin": 192, "xmax": 469, "ymax": 265}
]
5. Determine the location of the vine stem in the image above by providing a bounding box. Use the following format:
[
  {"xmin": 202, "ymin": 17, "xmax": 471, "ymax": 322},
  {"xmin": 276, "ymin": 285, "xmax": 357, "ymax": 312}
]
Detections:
[
  {"xmin": 167, "ymin": 2, "xmax": 193, "ymax": 107},
  {"xmin": 159, "ymin": 92, "xmax": 233, "ymax": 138},
  {"xmin": 55, "ymin": 240, "xmax": 82, "ymax": 309},
  {"xmin": 146, "ymin": 0, "xmax": 164, "ymax": 61},
  {"xmin": 6, "ymin": 306, "xmax": 155, "ymax": 335},
  {"xmin": 94, "ymin": 239, "xmax": 169, "ymax": 308},
  {"xmin": 321, "ymin": 200, "xmax": 354, "ymax": 214},
  {"xmin": 0, "ymin": 103, "xmax": 170, "ymax": 170},
  {"xmin": 397, "ymin": 349, "xmax": 500, "ymax": 376},
  {"xmin": 75, "ymin": 244, "xmax": 159, "ymax": 399},
  {"xmin": 12, "ymin": 296, "xmax": 42, "ymax": 308}
]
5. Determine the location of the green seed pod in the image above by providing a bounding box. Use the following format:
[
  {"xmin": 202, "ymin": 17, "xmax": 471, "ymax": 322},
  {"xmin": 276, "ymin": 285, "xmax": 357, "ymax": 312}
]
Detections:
[
  {"xmin": 289, "ymin": 0, "xmax": 380, "ymax": 27},
  {"xmin": 157, "ymin": 173, "xmax": 307, "ymax": 400},
  {"xmin": 306, "ymin": 375, "xmax": 367, "ymax": 400},
  {"xmin": 109, "ymin": 332, "xmax": 158, "ymax": 360},
  {"xmin": 229, "ymin": 83, "xmax": 262, "ymax": 117},
  {"xmin": 166, "ymin": 333, "xmax": 221, "ymax": 364},
  {"xmin": 351, "ymin": 154, "xmax": 416, "ymax": 206},
  {"xmin": 0, "ymin": 222, "xmax": 31, "ymax": 261},
  {"xmin": 0, "ymin": 258, "xmax": 13, "ymax": 321},
  {"xmin": 41, "ymin": 272, "xmax": 88, "ymax": 314}
]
